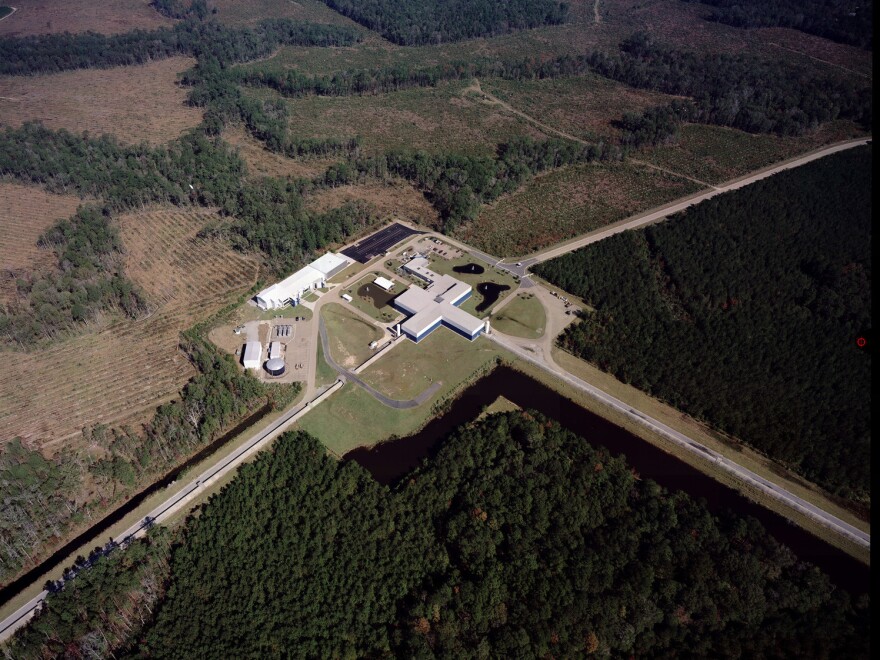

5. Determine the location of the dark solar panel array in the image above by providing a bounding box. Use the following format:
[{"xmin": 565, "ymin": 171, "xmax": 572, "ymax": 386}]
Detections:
[{"xmin": 341, "ymin": 223, "xmax": 420, "ymax": 263}]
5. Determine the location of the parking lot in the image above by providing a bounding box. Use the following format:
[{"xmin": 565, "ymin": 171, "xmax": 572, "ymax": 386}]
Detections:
[{"xmin": 342, "ymin": 223, "xmax": 421, "ymax": 263}]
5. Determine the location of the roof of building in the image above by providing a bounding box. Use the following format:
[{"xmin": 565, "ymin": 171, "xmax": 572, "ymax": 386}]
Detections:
[
  {"xmin": 243, "ymin": 341, "xmax": 262, "ymax": 363},
  {"xmin": 256, "ymin": 266, "xmax": 323, "ymax": 306},
  {"xmin": 373, "ymin": 275, "xmax": 394, "ymax": 291},
  {"xmin": 395, "ymin": 270, "xmax": 482, "ymax": 338},
  {"xmin": 265, "ymin": 358, "xmax": 285, "ymax": 372},
  {"xmin": 310, "ymin": 252, "xmax": 350, "ymax": 276},
  {"xmin": 269, "ymin": 342, "xmax": 282, "ymax": 359},
  {"xmin": 403, "ymin": 256, "xmax": 436, "ymax": 280}
]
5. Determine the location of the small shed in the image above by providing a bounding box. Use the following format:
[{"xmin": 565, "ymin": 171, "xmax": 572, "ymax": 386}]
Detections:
[
  {"xmin": 341, "ymin": 293, "xmax": 353, "ymax": 302},
  {"xmin": 265, "ymin": 358, "xmax": 285, "ymax": 376},
  {"xmin": 269, "ymin": 342, "xmax": 282, "ymax": 360},
  {"xmin": 242, "ymin": 341, "xmax": 262, "ymax": 370},
  {"xmin": 373, "ymin": 276, "xmax": 394, "ymax": 291}
]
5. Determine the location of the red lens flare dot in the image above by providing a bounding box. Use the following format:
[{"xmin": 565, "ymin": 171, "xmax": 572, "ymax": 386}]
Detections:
[{"xmin": 856, "ymin": 337, "xmax": 866, "ymax": 347}]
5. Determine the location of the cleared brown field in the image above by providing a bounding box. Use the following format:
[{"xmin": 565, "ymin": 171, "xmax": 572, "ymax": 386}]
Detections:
[
  {"xmin": 0, "ymin": 208, "xmax": 260, "ymax": 449},
  {"xmin": 269, "ymin": 80, "xmax": 548, "ymax": 157},
  {"xmin": 482, "ymin": 75, "xmax": 680, "ymax": 141},
  {"xmin": 212, "ymin": 0, "xmax": 360, "ymax": 28},
  {"xmin": 304, "ymin": 179, "xmax": 440, "ymax": 227},
  {"xmin": 0, "ymin": 57, "xmax": 202, "ymax": 145},
  {"xmin": 0, "ymin": 182, "xmax": 81, "ymax": 303},
  {"xmin": 222, "ymin": 124, "xmax": 337, "ymax": 178},
  {"xmin": 456, "ymin": 160, "xmax": 701, "ymax": 256},
  {"xmin": 0, "ymin": 0, "xmax": 173, "ymax": 37}
]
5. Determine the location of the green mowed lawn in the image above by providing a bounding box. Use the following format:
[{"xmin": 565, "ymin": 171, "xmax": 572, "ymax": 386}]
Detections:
[
  {"xmin": 322, "ymin": 302, "xmax": 382, "ymax": 370},
  {"xmin": 422, "ymin": 254, "xmax": 518, "ymax": 315},
  {"xmin": 491, "ymin": 292, "xmax": 546, "ymax": 339},
  {"xmin": 314, "ymin": 335, "xmax": 338, "ymax": 388},
  {"xmin": 456, "ymin": 161, "xmax": 701, "ymax": 257},
  {"xmin": 360, "ymin": 330, "xmax": 502, "ymax": 401},
  {"xmin": 300, "ymin": 331, "xmax": 503, "ymax": 453}
]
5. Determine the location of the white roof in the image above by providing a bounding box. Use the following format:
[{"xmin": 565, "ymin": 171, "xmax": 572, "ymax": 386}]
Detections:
[
  {"xmin": 373, "ymin": 276, "xmax": 394, "ymax": 291},
  {"xmin": 404, "ymin": 257, "xmax": 436, "ymax": 280},
  {"xmin": 395, "ymin": 272, "xmax": 482, "ymax": 338},
  {"xmin": 256, "ymin": 266, "xmax": 323, "ymax": 308},
  {"xmin": 310, "ymin": 252, "xmax": 350, "ymax": 276},
  {"xmin": 269, "ymin": 342, "xmax": 282, "ymax": 359},
  {"xmin": 243, "ymin": 341, "xmax": 262, "ymax": 367}
]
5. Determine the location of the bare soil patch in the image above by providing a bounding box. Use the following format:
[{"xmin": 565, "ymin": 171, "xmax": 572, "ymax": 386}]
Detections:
[
  {"xmin": 0, "ymin": 58, "xmax": 201, "ymax": 145},
  {"xmin": 0, "ymin": 182, "xmax": 81, "ymax": 303},
  {"xmin": 305, "ymin": 180, "xmax": 440, "ymax": 227},
  {"xmin": 0, "ymin": 208, "xmax": 260, "ymax": 450},
  {"xmin": 0, "ymin": 0, "xmax": 173, "ymax": 37}
]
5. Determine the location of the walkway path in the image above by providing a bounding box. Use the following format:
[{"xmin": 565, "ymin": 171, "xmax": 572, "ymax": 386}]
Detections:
[{"xmin": 318, "ymin": 317, "xmax": 441, "ymax": 408}]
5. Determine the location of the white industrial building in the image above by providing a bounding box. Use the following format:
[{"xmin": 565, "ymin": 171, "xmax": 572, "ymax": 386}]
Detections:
[
  {"xmin": 395, "ymin": 258, "xmax": 484, "ymax": 342},
  {"xmin": 373, "ymin": 275, "xmax": 394, "ymax": 291},
  {"xmin": 255, "ymin": 252, "xmax": 350, "ymax": 310},
  {"xmin": 242, "ymin": 341, "xmax": 262, "ymax": 370}
]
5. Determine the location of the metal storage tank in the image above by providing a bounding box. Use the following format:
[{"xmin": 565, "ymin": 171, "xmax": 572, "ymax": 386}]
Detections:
[{"xmin": 264, "ymin": 358, "xmax": 286, "ymax": 376}]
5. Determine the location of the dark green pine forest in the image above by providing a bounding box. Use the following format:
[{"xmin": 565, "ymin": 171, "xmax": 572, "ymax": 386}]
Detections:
[
  {"xmin": 535, "ymin": 146, "xmax": 871, "ymax": 506},
  {"xmin": 107, "ymin": 415, "xmax": 866, "ymax": 657}
]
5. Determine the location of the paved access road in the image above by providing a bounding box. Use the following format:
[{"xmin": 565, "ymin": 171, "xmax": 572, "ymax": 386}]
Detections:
[
  {"xmin": 506, "ymin": 138, "xmax": 871, "ymax": 272},
  {"xmin": 485, "ymin": 330, "xmax": 870, "ymax": 550},
  {"xmin": 0, "ymin": 381, "xmax": 342, "ymax": 642}
]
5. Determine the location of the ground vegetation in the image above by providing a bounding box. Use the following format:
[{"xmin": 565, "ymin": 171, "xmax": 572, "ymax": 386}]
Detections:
[
  {"xmin": 140, "ymin": 416, "xmax": 868, "ymax": 656},
  {"xmin": 534, "ymin": 146, "xmax": 871, "ymax": 504}
]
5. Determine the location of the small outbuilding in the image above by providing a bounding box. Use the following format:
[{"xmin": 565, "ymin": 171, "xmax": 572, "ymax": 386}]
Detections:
[
  {"xmin": 265, "ymin": 358, "xmax": 286, "ymax": 376},
  {"xmin": 373, "ymin": 276, "xmax": 394, "ymax": 291},
  {"xmin": 242, "ymin": 341, "xmax": 262, "ymax": 370}
]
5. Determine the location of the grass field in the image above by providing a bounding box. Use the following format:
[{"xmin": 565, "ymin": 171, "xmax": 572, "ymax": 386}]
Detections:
[
  {"xmin": 0, "ymin": 182, "xmax": 81, "ymax": 303},
  {"xmin": 482, "ymin": 75, "xmax": 679, "ymax": 141},
  {"xmin": 322, "ymin": 302, "xmax": 382, "ymax": 369},
  {"xmin": 222, "ymin": 124, "xmax": 338, "ymax": 179},
  {"xmin": 251, "ymin": 80, "xmax": 548, "ymax": 158},
  {"xmin": 300, "ymin": 331, "xmax": 503, "ymax": 453},
  {"xmin": 491, "ymin": 292, "xmax": 546, "ymax": 339},
  {"xmin": 457, "ymin": 160, "xmax": 701, "ymax": 256},
  {"xmin": 422, "ymin": 254, "xmax": 518, "ymax": 315},
  {"xmin": 359, "ymin": 329, "xmax": 501, "ymax": 401},
  {"xmin": 304, "ymin": 179, "xmax": 440, "ymax": 227},
  {"xmin": 0, "ymin": 0, "xmax": 174, "ymax": 37},
  {"xmin": 0, "ymin": 58, "xmax": 202, "ymax": 145},
  {"xmin": 0, "ymin": 208, "xmax": 259, "ymax": 450}
]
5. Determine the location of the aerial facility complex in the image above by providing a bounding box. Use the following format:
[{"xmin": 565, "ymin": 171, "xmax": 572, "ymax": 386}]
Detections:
[
  {"xmin": 255, "ymin": 252, "xmax": 350, "ymax": 310},
  {"xmin": 395, "ymin": 257, "xmax": 485, "ymax": 342}
]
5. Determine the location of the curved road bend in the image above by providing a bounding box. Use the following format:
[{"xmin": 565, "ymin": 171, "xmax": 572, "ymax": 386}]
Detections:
[
  {"xmin": 318, "ymin": 317, "xmax": 441, "ymax": 408},
  {"xmin": 0, "ymin": 381, "xmax": 343, "ymax": 643},
  {"xmin": 486, "ymin": 330, "xmax": 870, "ymax": 550}
]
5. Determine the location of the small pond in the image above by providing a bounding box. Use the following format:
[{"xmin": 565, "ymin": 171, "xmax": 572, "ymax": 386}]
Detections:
[
  {"xmin": 475, "ymin": 282, "xmax": 510, "ymax": 312},
  {"xmin": 356, "ymin": 283, "xmax": 397, "ymax": 309},
  {"xmin": 453, "ymin": 262, "xmax": 485, "ymax": 275},
  {"xmin": 345, "ymin": 366, "xmax": 869, "ymax": 595}
]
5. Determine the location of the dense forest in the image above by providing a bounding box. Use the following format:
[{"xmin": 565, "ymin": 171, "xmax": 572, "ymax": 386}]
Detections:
[
  {"xmin": 682, "ymin": 0, "xmax": 873, "ymax": 50},
  {"xmin": 320, "ymin": 0, "xmax": 568, "ymax": 45},
  {"xmin": 84, "ymin": 415, "xmax": 869, "ymax": 656},
  {"xmin": 0, "ymin": 15, "xmax": 359, "ymax": 76},
  {"xmin": 4, "ymin": 528, "xmax": 173, "ymax": 660},
  {"xmin": 0, "ymin": 335, "xmax": 291, "ymax": 585},
  {"xmin": 535, "ymin": 146, "xmax": 871, "ymax": 504}
]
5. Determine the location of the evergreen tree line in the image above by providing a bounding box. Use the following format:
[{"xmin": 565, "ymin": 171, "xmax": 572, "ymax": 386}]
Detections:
[
  {"xmin": 0, "ymin": 335, "xmax": 291, "ymax": 586},
  {"xmin": 588, "ymin": 32, "xmax": 872, "ymax": 136},
  {"xmin": 231, "ymin": 33, "xmax": 871, "ymax": 141},
  {"xmin": 88, "ymin": 414, "xmax": 870, "ymax": 657},
  {"xmin": 5, "ymin": 527, "xmax": 173, "ymax": 659},
  {"xmin": 534, "ymin": 146, "xmax": 871, "ymax": 504},
  {"xmin": 681, "ymin": 0, "xmax": 872, "ymax": 50},
  {"xmin": 0, "ymin": 14, "xmax": 360, "ymax": 76},
  {"xmin": 310, "ymin": 138, "xmax": 622, "ymax": 233},
  {"xmin": 319, "ymin": 0, "xmax": 568, "ymax": 46},
  {"xmin": 0, "ymin": 124, "xmax": 380, "ymax": 344}
]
